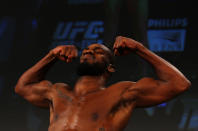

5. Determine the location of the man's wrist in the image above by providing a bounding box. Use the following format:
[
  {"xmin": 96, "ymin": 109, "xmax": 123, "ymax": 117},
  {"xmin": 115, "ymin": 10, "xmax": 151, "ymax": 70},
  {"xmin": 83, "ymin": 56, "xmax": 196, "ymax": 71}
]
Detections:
[{"xmin": 134, "ymin": 41, "xmax": 146, "ymax": 53}]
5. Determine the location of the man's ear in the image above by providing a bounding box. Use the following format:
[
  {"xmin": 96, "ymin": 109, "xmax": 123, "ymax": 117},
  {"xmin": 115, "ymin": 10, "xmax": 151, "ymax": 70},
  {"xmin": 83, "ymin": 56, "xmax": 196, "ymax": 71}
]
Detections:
[{"xmin": 107, "ymin": 64, "xmax": 115, "ymax": 73}]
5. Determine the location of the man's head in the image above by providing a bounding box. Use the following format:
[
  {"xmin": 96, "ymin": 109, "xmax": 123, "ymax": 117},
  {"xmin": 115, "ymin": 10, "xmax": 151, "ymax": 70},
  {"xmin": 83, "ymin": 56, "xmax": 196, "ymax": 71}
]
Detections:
[{"xmin": 77, "ymin": 44, "xmax": 115, "ymax": 76}]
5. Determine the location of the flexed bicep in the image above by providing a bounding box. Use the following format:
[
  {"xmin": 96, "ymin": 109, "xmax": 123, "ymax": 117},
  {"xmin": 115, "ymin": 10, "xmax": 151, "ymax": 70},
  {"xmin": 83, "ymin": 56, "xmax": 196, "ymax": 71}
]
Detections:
[
  {"xmin": 15, "ymin": 80, "xmax": 53, "ymax": 108},
  {"xmin": 129, "ymin": 77, "xmax": 181, "ymax": 108},
  {"xmin": 114, "ymin": 36, "xmax": 190, "ymax": 107}
]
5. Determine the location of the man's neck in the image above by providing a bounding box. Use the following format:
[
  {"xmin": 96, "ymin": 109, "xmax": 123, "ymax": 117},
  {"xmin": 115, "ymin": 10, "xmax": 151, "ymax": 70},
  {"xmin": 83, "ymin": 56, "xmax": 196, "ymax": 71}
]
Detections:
[{"xmin": 74, "ymin": 75, "xmax": 106, "ymax": 96}]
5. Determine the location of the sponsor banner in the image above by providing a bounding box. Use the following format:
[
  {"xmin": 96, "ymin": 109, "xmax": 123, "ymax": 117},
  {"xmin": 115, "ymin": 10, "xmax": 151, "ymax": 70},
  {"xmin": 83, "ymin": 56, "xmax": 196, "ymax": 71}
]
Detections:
[
  {"xmin": 147, "ymin": 0, "xmax": 189, "ymax": 52},
  {"xmin": 51, "ymin": 20, "xmax": 104, "ymax": 54},
  {"xmin": 147, "ymin": 18, "xmax": 188, "ymax": 52},
  {"xmin": 148, "ymin": 18, "xmax": 188, "ymax": 29},
  {"xmin": 147, "ymin": 29, "xmax": 186, "ymax": 52},
  {"xmin": 43, "ymin": 0, "xmax": 105, "ymax": 54}
]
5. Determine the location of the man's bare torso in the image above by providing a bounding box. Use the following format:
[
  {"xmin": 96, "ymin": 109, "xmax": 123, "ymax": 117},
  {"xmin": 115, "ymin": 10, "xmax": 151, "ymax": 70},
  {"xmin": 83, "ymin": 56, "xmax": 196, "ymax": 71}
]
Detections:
[
  {"xmin": 15, "ymin": 37, "xmax": 190, "ymax": 131},
  {"xmin": 48, "ymin": 82, "xmax": 136, "ymax": 131}
]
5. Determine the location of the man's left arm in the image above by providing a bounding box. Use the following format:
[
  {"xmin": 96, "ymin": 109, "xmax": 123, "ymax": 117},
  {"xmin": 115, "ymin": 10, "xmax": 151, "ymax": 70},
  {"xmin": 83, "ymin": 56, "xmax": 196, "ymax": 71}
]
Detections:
[{"xmin": 114, "ymin": 36, "xmax": 191, "ymax": 107}]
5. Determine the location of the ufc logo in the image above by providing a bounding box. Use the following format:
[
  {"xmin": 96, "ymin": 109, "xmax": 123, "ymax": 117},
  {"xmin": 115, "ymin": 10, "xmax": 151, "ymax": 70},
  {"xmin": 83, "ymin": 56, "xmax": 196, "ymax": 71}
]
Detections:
[{"xmin": 53, "ymin": 21, "xmax": 104, "ymax": 40}]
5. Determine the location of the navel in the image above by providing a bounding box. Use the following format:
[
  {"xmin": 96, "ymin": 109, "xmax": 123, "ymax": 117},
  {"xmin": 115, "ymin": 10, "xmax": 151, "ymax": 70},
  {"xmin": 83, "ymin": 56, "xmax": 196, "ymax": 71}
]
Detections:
[
  {"xmin": 92, "ymin": 112, "xmax": 99, "ymax": 121},
  {"xmin": 99, "ymin": 127, "xmax": 105, "ymax": 131}
]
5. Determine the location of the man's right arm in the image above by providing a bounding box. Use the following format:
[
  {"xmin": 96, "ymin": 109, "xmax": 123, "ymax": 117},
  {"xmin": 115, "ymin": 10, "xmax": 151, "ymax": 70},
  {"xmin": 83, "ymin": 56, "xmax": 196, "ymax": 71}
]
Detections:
[{"xmin": 15, "ymin": 45, "xmax": 78, "ymax": 108}]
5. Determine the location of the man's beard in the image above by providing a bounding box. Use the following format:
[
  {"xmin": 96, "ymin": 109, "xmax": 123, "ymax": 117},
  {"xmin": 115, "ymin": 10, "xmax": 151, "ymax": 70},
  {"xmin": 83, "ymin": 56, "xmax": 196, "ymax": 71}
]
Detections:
[{"xmin": 76, "ymin": 62, "xmax": 108, "ymax": 76}]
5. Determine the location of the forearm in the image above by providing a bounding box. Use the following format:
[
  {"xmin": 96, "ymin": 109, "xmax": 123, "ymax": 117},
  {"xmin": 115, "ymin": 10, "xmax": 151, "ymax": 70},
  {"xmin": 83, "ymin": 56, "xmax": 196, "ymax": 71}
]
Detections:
[
  {"xmin": 135, "ymin": 42, "xmax": 190, "ymax": 86},
  {"xmin": 17, "ymin": 51, "xmax": 57, "ymax": 86}
]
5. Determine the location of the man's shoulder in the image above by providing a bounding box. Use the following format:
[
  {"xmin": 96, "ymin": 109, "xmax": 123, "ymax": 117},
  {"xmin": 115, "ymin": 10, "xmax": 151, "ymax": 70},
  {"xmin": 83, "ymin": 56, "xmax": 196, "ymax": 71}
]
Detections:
[
  {"xmin": 52, "ymin": 82, "xmax": 72, "ymax": 91},
  {"xmin": 107, "ymin": 81, "xmax": 136, "ymax": 91}
]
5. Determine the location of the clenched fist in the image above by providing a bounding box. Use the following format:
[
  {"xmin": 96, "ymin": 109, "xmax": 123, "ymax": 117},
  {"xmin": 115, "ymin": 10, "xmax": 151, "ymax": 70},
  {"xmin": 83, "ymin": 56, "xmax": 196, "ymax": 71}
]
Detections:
[
  {"xmin": 50, "ymin": 45, "xmax": 78, "ymax": 63},
  {"xmin": 113, "ymin": 36, "xmax": 142, "ymax": 56}
]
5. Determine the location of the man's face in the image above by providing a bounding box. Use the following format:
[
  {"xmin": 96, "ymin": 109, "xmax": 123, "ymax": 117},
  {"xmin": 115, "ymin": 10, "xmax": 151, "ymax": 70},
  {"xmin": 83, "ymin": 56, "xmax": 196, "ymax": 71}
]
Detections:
[
  {"xmin": 77, "ymin": 44, "xmax": 112, "ymax": 76},
  {"xmin": 80, "ymin": 44, "xmax": 111, "ymax": 65}
]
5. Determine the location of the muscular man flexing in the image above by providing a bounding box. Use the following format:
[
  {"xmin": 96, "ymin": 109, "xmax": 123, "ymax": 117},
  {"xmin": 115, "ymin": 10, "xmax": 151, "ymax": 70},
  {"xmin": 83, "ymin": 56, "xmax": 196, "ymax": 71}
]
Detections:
[{"xmin": 15, "ymin": 36, "xmax": 191, "ymax": 131}]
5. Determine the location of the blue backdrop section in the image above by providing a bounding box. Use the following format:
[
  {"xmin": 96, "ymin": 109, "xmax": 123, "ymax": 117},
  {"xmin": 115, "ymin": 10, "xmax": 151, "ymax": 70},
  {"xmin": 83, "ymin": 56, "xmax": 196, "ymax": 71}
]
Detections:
[{"xmin": 0, "ymin": 17, "xmax": 16, "ymax": 61}]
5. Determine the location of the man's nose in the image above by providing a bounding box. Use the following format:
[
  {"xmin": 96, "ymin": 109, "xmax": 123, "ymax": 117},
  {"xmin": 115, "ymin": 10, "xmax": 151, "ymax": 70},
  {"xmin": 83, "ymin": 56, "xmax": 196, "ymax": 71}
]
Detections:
[{"xmin": 83, "ymin": 49, "xmax": 94, "ymax": 55}]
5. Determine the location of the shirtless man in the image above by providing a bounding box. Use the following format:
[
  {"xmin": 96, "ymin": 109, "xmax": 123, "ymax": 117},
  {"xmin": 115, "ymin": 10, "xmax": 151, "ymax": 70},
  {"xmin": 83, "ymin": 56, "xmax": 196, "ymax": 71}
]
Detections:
[{"xmin": 15, "ymin": 36, "xmax": 191, "ymax": 131}]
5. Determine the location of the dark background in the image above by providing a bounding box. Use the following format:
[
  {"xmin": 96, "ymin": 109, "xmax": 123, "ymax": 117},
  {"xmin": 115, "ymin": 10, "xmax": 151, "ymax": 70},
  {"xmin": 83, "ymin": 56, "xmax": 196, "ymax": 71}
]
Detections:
[{"xmin": 0, "ymin": 0, "xmax": 197, "ymax": 131}]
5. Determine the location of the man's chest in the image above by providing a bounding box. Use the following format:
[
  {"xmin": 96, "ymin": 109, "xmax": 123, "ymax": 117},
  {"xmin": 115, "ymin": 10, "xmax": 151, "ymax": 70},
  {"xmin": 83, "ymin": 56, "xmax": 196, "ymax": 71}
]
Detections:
[
  {"xmin": 51, "ymin": 86, "xmax": 130, "ymax": 122},
  {"xmin": 49, "ymin": 84, "xmax": 136, "ymax": 130},
  {"xmin": 52, "ymin": 91, "xmax": 116, "ymax": 118},
  {"xmin": 50, "ymin": 83, "xmax": 135, "ymax": 116},
  {"xmin": 49, "ymin": 91, "xmax": 120, "ymax": 130}
]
